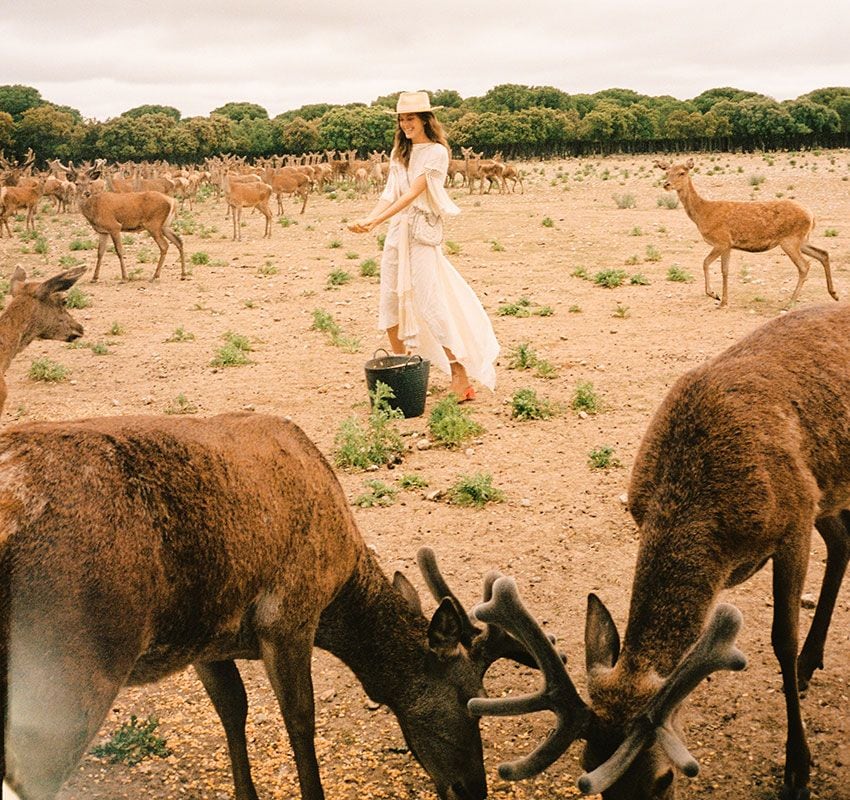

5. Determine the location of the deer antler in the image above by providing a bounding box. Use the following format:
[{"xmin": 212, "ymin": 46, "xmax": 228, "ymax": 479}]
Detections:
[
  {"xmin": 467, "ymin": 577, "xmax": 592, "ymax": 780},
  {"xmin": 577, "ymin": 603, "xmax": 747, "ymax": 795},
  {"xmin": 416, "ymin": 547, "xmax": 544, "ymax": 670}
]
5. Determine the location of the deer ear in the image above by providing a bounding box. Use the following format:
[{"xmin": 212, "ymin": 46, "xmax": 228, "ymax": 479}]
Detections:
[
  {"xmin": 9, "ymin": 267, "xmax": 27, "ymax": 296},
  {"xmin": 392, "ymin": 571, "xmax": 422, "ymax": 616},
  {"xmin": 428, "ymin": 597, "xmax": 464, "ymax": 655},
  {"xmin": 654, "ymin": 160, "xmax": 669, "ymax": 170},
  {"xmin": 585, "ymin": 593, "xmax": 621, "ymax": 673},
  {"xmin": 685, "ymin": 158, "xmax": 694, "ymax": 169},
  {"xmin": 36, "ymin": 267, "xmax": 86, "ymax": 299}
]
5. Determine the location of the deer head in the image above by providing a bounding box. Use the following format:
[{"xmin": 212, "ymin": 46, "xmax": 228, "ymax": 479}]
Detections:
[
  {"xmin": 468, "ymin": 578, "xmax": 746, "ymax": 799},
  {"xmin": 8, "ymin": 266, "xmax": 86, "ymax": 343},
  {"xmin": 655, "ymin": 159, "xmax": 695, "ymax": 193}
]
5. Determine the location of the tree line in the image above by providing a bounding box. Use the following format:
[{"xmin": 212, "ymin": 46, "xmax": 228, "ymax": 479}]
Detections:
[{"xmin": 2, "ymin": 83, "xmax": 849, "ymax": 165}]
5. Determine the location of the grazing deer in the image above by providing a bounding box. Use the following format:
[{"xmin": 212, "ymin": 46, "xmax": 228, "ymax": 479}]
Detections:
[
  {"xmin": 655, "ymin": 159, "xmax": 837, "ymax": 308},
  {"xmin": 1, "ymin": 413, "xmax": 536, "ymax": 800},
  {"xmin": 468, "ymin": 300, "xmax": 850, "ymax": 800},
  {"xmin": 0, "ymin": 181, "xmax": 43, "ymax": 237},
  {"xmin": 262, "ymin": 167, "xmax": 310, "ymax": 215},
  {"xmin": 0, "ymin": 267, "xmax": 84, "ymax": 415},
  {"xmin": 77, "ymin": 182, "xmax": 186, "ymax": 281},
  {"xmin": 224, "ymin": 176, "xmax": 273, "ymax": 240}
]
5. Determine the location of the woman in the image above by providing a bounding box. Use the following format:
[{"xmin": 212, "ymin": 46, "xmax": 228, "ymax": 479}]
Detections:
[{"xmin": 348, "ymin": 91, "xmax": 498, "ymax": 401}]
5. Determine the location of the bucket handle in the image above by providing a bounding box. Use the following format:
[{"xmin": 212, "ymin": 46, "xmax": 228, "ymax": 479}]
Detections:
[{"xmin": 371, "ymin": 348, "xmax": 424, "ymax": 367}]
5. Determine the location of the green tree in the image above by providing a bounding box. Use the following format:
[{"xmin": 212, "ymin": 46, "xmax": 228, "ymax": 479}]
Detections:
[
  {"xmin": 662, "ymin": 109, "xmax": 706, "ymax": 139},
  {"xmin": 231, "ymin": 116, "xmax": 276, "ymax": 156},
  {"xmin": 122, "ymin": 104, "xmax": 181, "ymax": 121},
  {"xmin": 96, "ymin": 113, "xmax": 180, "ymax": 160},
  {"xmin": 0, "ymin": 85, "xmax": 45, "ymax": 121},
  {"xmin": 15, "ymin": 105, "xmax": 80, "ymax": 160},
  {"xmin": 0, "ymin": 111, "xmax": 13, "ymax": 151},
  {"xmin": 211, "ymin": 102, "xmax": 269, "ymax": 122},
  {"xmin": 691, "ymin": 87, "xmax": 765, "ymax": 113},
  {"xmin": 828, "ymin": 96, "xmax": 850, "ymax": 132},
  {"xmin": 276, "ymin": 103, "xmax": 333, "ymax": 123},
  {"xmin": 278, "ymin": 116, "xmax": 321, "ymax": 153},
  {"xmin": 431, "ymin": 89, "xmax": 463, "ymax": 108},
  {"xmin": 176, "ymin": 115, "xmax": 235, "ymax": 161},
  {"xmin": 783, "ymin": 99, "xmax": 840, "ymax": 135},
  {"xmin": 317, "ymin": 106, "xmax": 395, "ymax": 154}
]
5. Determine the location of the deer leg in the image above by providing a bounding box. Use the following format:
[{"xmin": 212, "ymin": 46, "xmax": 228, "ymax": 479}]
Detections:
[
  {"xmin": 718, "ymin": 250, "xmax": 732, "ymax": 307},
  {"xmin": 260, "ymin": 633, "xmax": 324, "ymax": 800},
  {"xmin": 800, "ymin": 242, "xmax": 838, "ymax": 301},
  {"xmin": 148, "ymin": 228, "xmax": 170, "ymax": 281},
  {"xmin": 797, "ymin": 513, "xmax": 850, "ymax": 691},
  {"xmin": 194, "ymin": 660, "xmax": 260, "ymax": 800},
  {"xmin": 299, "ymin": 190, "xmax": 309, "ymax": 215},
  {"xmin": 771, "ymin": 544, "xmax": 812, "ymax": 800},
  {"xmin": 233, "ymin": 205, "xmax": 240, "ymax": 241},
  {"xmin": 264, "ymin": 207, "xmax": 272, "ymax": 238},
  {"xmin": 162, "ymin": 227, "xmax": 186, "ymax": 279},
  {"xmin": 780, "ymin": 240, "xmax": 811, "ymax": 306},
  {"xmin": 92, "ymin": 233, "xmax": 110, "ymax": 282},
  {"xmin": 702, "ymin": 247, "xmax": 723, "ymax": 302},
  {"xmin": 109, "ymin": 230, "xmax": 129, "ymax": 282}
]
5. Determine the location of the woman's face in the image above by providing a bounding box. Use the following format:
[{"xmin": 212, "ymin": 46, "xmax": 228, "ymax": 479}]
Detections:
[{"xmin": 399, "ymin": 113, "xmax": 427, "ymax": 142}]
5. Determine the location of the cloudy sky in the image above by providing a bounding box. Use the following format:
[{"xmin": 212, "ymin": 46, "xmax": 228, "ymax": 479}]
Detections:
[{"xmin": 4, "ymin": 0, "xmax": 848, "ymax": 121}]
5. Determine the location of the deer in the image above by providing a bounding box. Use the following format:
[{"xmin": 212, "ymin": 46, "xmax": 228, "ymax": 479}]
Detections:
[
  {"xmin": 466, "ymin": 300, "xmax": 850, "ymax": 800},
  {"xmin": 224, "ymin": 175, "xmax": 273, "ymax": 240},
  {"xmin": 0, "ymin": 181, "xmax": 43, "ymax": 236},
  {"xmin": 0, "ymin": 412, "xmax": 540, "ymax": 800},
  {"xmin": 262, "ymin": 166, "xmax": 310, "ymax": 215},
  {"xmin": 77, "ymin": 180, "xmax": 185, "ymax": 281},
  {"xmin": 0, "ymin": 266, "xmax": 84, "ymax": 415},
  {"xmin": 655, "ymin": 159, "xmax": 838, "ymax": 308}
]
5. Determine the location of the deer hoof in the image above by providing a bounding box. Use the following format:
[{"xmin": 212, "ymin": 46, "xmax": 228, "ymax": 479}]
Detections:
[{"xmin": 779, "ymin": 786, "xmax": 810, "ymax": 800}]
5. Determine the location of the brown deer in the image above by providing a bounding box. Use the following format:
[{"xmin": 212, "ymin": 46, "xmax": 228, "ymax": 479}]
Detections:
[
  {"xmin": 224, "ymin": 176, "xmax": 273, "ymax": 240},
  {"xmin": 0, "ymin": 266, "xmax": 85, "ymax": 415},
  {"xmin": 262, "ymin": 166, "xmax": 310, "ymax": 215},
  {"xmin": 77, "ymin": 181, "xmax": 186, "ymax": 281},
  {"xmin": 655, "ymin": 159, "xmax": 837, "ymax": 308},
  {"xmin": 1, "ymin": 413, "xmax": 537, "ymax": 800},
  {"xmin": 0, "ymin": 181, "xmax": 43, "ymax": 236},
  {"xmin": 468, "ymin": 300, "xmax": 850, "ymax": 800}
]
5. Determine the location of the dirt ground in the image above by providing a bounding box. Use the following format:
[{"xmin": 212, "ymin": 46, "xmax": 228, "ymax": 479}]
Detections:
[{"xmin": 2, "ymin": 149, "xmax": 849, "ymax": 800}]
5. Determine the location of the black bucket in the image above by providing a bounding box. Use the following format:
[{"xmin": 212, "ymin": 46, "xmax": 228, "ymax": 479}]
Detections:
[{"xmin": 364, "ymin": 349, "xmax": 430, "ymax": 418}]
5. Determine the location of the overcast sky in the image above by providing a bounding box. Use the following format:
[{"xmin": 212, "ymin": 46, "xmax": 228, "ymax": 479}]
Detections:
[{"xmin": 4, "ymin": 0, "xmax": 848, "ymax": 121}]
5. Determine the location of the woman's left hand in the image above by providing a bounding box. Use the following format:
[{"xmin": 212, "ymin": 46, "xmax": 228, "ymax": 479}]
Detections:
[{"xmin": 347, "ymin": 219, "xmax": 374, "ymax": 234}]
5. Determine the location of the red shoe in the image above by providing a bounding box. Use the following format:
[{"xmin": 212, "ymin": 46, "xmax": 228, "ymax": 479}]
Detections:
[{"xmin": 458, "ymin": 386, "xmax": 475, "ymax": 403}]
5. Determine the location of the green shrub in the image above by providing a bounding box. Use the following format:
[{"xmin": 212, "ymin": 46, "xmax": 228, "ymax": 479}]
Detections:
[
  {"xmin": 656, "ymin": 194, "xmax": 679, "ymax": 209},
  {"xmin": 588, "ymin": 445, "xmax": 621, "ymax": 470},
  {"xmin": 490, "ymin": 240, "xmax": 505, "ymax": 252},
  {"xmin": 311, "ymin": 308, "xmax": 360, "ymax": 352},
  {"xmin": 89, "ymin": 341, "xmax": 109, "ymax": 355},
  {"xmin": 28, "ymin": 358, "xmax": 68, "ymax": 382},
  {"xmin": 107, "ymin": 322, "xmax": 125, "ymax": 336},
  {"xmin": 360, "ymin": 258, "xmax": 379, "ymax": 277},
  {"xmin": 630, "ymin": 273, "xmax": 650, "ymax": 285},
  {"xmin": 399, "ymin": 474, "xmax": 429, "ymax": 490},
  {"xmin": 594, "ymin": 269, "xmax": 628, "ymax": 288},
  {"xmin": 327, "ymin": 269, "xmax": 352, "ymax": 287},
  {"xmin": 824, "ymin": 228, "xmax": 839, "ymax": 237},
  {"xmin": 541, "ymin": 216, "xmax": 555, "ymax": 228},
  {"xmin": 444, "ymin": 240, "xmax": 460, "ymax": 255},
  {"xmin": 354, "ymin": 479, "xmax": 398, "ymax": 508},
  {"xmin": 334, "ymin": 382, "xmax": 404, "ymax": 469},
  {"xmin": 612, "ymin": 303, "xmax": 630, "ymax": 319},
  {"xmin": 190, "ymin": 251, "xmax": 209, "ymax": 265},
  {"xmin": 428, "ymin": 395, "xmax": 483, "ymax": 448},
  {"xmin": 613, "ymin": 193, "xmax": 636, "ymax": 209},
  {"xmin": 91, "ymin": 715, "xmax": 170, "ymax": 766},
  {"xmin": 64, "ymin": 287, "xmax": 91, "ymax": 309},
  {"xmin": 211, "ymin": 332, "xmax": 252, "ymax": 367},
  {"xmin": 165, "ymin": 394, "xmax": 198, "ymax": 415},
  {"xmin": 507, "ymin": 342, "xmax": 537, "ymax": 370},
  {"xmin": 511, "ymin": 388, "xmax": 557, "ymax": 420},
  {"xmin": 447, "ymin": 472, "xmax": 505, "ymax": 507},
  {"xmin": 69, "ymin": 238, "xmax": 96, "ymax": 251},
  {"xmin": 328, "ymin": 239, "xmax": 342, "ymax": 249},
  {"xmin": 166, "ymin": 326, "xmax": 195, "ymax": 343},
  {"xmin": 571, "ymin": 381, "xmax": 600, "ymax": 414},
  {"xmin": 258, "ymin": 261, "xmax": 278, "ymax": 276},
  {"xmin": 667, "ymin": 265, "xmax": 693, "ymax": 283},
  {"xmin": 571, "ymin": 266, "xmax": 589, "ymax": 279}
]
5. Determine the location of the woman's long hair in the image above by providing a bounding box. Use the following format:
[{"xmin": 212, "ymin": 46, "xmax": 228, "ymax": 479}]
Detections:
[{"xmin": 391, "ymin": 112, "xmax": 451, "ymax": 166}]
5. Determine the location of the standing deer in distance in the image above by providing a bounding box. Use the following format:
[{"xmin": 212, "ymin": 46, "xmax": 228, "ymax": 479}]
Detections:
[
  {"xmin": 224, "ymin": 175, "xmax": 273, "ymax": 240},
  {"xmin": 467, "ymin": 300, "xmax": 850, "ymax": 800},
  {"xmin": 655, "ymin": 159, "xmax": 837, "ymax": 308},
  {"xmin": 77, "ymin": 181, "xmax": 186, "ymax": 281},
  {"xmin": 0, "ymin": 266, "xmax": 84, "ymax": 416},
  {"xmin": 1, "ymin": 412, "xmax": 540, "ymax": 800}
]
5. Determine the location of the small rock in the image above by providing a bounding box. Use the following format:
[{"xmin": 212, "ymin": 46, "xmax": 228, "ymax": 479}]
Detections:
[
  {"xmin": 366, "ymin": 464, "xmax": 379, "ymax": 471},
  {"xmin": 520, "ymin": 498, "xmax": 532, "ymax": 507},
  {"xmin": 243, "ymin": 404, "xmax": 256, "ymax": 412},
  {"xmin": 365, "ymin": 700, "xmax": 381, "ymax": 711},
  {"xmin": 320, "ymin": 689, "xmax": 337, "ymax": 702},
  {"xmin": 464, "ymin": 447, "xmax": 475, "ymax": 456},
  {"xmin": 426, "ymin": 489, "xmax": 443, "ymax": 502},
  {"xmin": 578, "ymin": 410, "xmax": 588, "ymax": 419},
  {"xmin": 111, "ymin": 399, "xmax": 119, "ymax": 407},
  {"xmin": 416, "ymin": 439, "xmax": 432, "ymax": 451},
  {"xmin": 618, "ymin": 493, "xmax": 629, "ymax": 505},
  {"xmin": 141, "ymin": 395, "xmax": 153, "ymax": 405},
  {"xmin": 800, "ymin": 593, "xmax": 817, "ymax": 609}
]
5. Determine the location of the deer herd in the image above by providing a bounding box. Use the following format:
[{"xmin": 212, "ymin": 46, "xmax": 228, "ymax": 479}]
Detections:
[{"xmin": 0, "ymin": 142, "xmax": 847, "ymax": 800}]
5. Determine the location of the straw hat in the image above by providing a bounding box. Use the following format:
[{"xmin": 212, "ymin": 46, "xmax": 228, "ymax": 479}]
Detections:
[{"xmin": 385, "ymin": 91, "xmax": 443, "ymax": 115}]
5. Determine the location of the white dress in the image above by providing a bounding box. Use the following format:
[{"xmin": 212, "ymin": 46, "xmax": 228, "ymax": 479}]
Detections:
[{"xmin": 378, "ymin": 142, "xmax": 499, "ymax": 390}]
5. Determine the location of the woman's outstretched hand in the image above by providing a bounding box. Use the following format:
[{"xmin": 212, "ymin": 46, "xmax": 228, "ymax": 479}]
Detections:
[{"xmin": 348, "ymin": 219, "xmax": 374, "ymax": 233}]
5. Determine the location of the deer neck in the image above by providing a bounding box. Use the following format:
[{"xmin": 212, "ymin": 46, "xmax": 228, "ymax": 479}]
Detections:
[
  {"xmin": 676, "ymin": 176, "xmax": 710, "ymax": 226},
  {"xmin": 619, "ymin": 530, "xmax": 726, "ymax": 677},
  {"xmin": 0, "ymin": 300, "xmax": 36, "ymax": 375},
  {"xmin": 315, "ymin": 551, "xmax": 427, "ymax": 708}
]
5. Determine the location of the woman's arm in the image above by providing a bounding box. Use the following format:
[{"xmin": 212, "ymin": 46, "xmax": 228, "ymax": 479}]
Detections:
[{"xmin": 348, "ymin": 174, "xmax": 428, "ymax": 233}]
